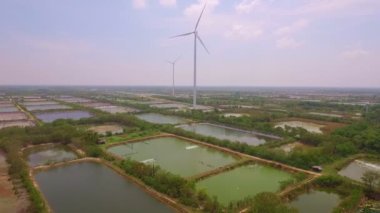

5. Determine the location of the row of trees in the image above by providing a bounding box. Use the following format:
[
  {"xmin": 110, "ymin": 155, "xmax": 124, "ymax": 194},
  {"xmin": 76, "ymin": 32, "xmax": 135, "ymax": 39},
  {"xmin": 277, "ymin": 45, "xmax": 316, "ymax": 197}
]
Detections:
[{"xmin": 0, "ymin": 121, "xmax": 94, "ymax": 212}]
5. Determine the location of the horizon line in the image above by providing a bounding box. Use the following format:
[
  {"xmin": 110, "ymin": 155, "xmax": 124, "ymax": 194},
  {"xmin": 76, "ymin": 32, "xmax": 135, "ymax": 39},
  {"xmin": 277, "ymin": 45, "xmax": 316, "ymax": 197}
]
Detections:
[{"xmin": 0, "ymin": 84, "xmax": 380, "ymax": 89}]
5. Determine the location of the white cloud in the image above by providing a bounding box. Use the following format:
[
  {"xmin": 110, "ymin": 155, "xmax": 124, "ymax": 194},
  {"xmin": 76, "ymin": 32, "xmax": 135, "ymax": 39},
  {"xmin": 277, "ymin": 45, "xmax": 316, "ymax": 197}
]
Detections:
[
  {"xmin": 184, "ymin": 0, "xmax": 220, "ymax": 17},
  {"xmin": 276, "ymin": 37, "xmax": 302, "ymax": 49},
  {"xmin": 235, "ymin": 0, "xmax": 262, "ymax": 14},
  {"xmin": 275, "ymin": 19, "xmax": 309, "ymax": 36},
  {"xmin": 342, "ymin": 48, "xmax": 369, "ymax": 59},
  {"xmin": 159, "ymin": 0, "xmax": 176, "ymax": 7},
  {"xmin": 293, "ymin": 0, "xmax": 380, "ymax": 15},
  {"xmin": 132, "ymin": 0, "xmax": 147, "ymax": 9},
  {"xmin": 225, "ymin": 24, "xmax": 263, "ymax": 40}
]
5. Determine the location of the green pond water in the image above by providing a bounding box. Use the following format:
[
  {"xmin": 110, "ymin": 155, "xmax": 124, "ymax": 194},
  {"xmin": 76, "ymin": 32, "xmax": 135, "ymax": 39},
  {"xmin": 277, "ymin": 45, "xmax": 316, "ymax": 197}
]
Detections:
[
  {"xmin": 107, "ymin": 137, "xmax": 238, "ymax": 177},
  {"xmin": 34, "ymin": 161, "xmax": 173, "ymax": 213},
  {"xmin": 338, "ymin": 160, "xmax": 380, "ymax": 182},
  {"xmin": 178, "ymin": 123, "xmax": 267, "ymax": 146},
  {"xmin": 136, "ymin": 113, "xmax": 187, "ymax": 124},
  {"xmin": 196, "ymin": 163, "xmax": 294, "ymax": 205},
  {"xmin": 289, "ymin": 190, "xmax": 341, "ymax": 213},
  {"xmin": 26, "ymin": 145, "xmax": 77, "ymax": 167}
]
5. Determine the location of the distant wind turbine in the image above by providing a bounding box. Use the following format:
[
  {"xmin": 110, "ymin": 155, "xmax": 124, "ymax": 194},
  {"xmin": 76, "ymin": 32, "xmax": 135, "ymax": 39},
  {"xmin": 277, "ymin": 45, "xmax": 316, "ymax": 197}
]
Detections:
[
  {"xmin": 171, "ymin": 4, "xmax": 209, "ymax": 108},
  {"xmin": 166, "ymin": 56, "xmax": 180, "ymax": 96}
]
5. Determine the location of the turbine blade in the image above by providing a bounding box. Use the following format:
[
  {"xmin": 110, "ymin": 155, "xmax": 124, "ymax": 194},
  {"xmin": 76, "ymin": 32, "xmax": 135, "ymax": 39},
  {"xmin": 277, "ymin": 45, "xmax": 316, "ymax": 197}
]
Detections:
[
  {"xmin": 195, "ymin": 4, "xmax": 207, "ymax": 31},
  {"xmin": 197, "ymin": 35, "xmax": 209, "ymax": 54},
  {"xmin": 170, "ymin": 32, "xmax": 193, "ymax": 38},
  {"xmin": 174, "ymin": 55, "xmax": 181, "ymax": 63}
]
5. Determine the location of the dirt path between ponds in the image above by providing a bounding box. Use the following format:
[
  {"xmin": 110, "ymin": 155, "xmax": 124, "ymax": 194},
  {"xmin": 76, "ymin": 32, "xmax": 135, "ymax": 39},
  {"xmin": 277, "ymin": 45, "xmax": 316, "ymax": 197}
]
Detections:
[{"xmin": 0, "ymin": 151, "xmax": 29, "ymax": 213}]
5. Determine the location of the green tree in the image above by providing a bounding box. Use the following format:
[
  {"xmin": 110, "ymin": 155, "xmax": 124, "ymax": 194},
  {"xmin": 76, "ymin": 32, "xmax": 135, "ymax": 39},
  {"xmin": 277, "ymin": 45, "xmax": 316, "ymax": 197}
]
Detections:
[
  {"xmin": 362, "ymin": 171, "xmax": 380, "ymax": 192},
  {"xmin": 250, "ymin": 192, "xmax": 298, "ymax": 213}
]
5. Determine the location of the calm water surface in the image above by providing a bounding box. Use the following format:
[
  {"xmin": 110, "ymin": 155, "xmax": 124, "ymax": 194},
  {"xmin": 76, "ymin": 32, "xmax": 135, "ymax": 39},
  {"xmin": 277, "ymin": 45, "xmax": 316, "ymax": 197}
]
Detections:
[
  {"xmin": 196, "ymin": 163, "xmax": 294, "ymax": 205},
  {"xmin": 289, "ymin": 190, "xmax": 341, "ymax": 213},
  {"xmin": 107, "ymin": 137, "xmax": 238, "ymax": 177},
  {"xmin": 179, "ymin": 123, "xmax": 267, "ymax": 146},
  {"xmin": 26, "ymin": 145, "xmax": 77, "ymax": 167},
  {"xmin": 35, "ymin": 110, "xmax": 91, "ymax": 122},
  {"xmin": 339, "ymin": 160, "xmax": 380, "ymax": 182},
  {"xmin": 26, "ymin": 104, "xmax": 71, "ymax": 111},
  {"xmin": 136, "ymin": 113, "xmax": 187, "ymax": 124},
  {"xmin": 34, "ymin": 161, "xmax": 173, "ymax": 213}
]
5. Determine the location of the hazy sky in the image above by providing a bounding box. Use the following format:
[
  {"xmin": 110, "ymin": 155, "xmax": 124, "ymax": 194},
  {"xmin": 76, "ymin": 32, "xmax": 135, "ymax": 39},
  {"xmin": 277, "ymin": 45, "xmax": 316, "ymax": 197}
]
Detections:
[{"xmin": 1, "ymin": 0, "xmax": 380, "ymax": 87}]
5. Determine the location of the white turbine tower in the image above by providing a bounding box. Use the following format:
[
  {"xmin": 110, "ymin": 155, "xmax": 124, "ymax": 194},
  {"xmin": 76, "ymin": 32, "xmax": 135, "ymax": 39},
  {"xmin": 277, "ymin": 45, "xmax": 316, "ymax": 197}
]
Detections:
[
  {"xmin": 166, "ymin": 57, "xmax": 180, "ymax": 96},
  {"xmin": 171, "ymin": 4, "xmax": 209, "ymax": 108}
]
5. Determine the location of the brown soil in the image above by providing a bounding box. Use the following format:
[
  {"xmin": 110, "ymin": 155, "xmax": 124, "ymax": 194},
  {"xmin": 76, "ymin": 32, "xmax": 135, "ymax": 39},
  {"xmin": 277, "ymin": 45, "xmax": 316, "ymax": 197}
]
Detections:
[
  {"xmin": 275, "ymin": 117, "xmax": 346, "ymax": 133},
  {"xmin": 88, "ymin": 125, "xmax": 123, "ymax": 134},
  {"xmin": 0, "ymin": 151, "xmax": 29, "ymax": 213}
]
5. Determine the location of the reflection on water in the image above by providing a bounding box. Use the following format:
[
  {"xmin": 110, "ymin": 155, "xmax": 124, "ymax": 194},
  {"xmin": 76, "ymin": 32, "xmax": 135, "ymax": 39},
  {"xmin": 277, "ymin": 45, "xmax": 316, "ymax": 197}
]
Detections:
[
  {"xmin": 35, "ymin": 110, "xmax": 92, "ymax": 122},
  {"xmin": 290, "ymin": 190, "xmax": 341, "ymax": 213},
  {"xmin": 34, "ymin": 161, "xmax": 173, "ymax": 213},
  {"xmin": 136, "ymin": 113, "xmax": 187, "ymax": 124},
  {"xmin": 179, "ymin": 123, "xmax": 267, "ymax": 146},
  {"xmin": 26, "ymin": 145, "xmax": 77, "ymax": 167}
]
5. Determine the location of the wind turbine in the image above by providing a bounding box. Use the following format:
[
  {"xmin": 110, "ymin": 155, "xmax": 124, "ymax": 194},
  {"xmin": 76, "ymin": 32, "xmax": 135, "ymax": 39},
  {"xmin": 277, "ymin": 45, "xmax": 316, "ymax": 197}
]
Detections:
[
  {"xmin": 171, "ymin": 4, "xmax": 209, "ymax": 108},
  {"xmin": 166, "ymin": 57, "xmax": 180, "ymax": 96}
]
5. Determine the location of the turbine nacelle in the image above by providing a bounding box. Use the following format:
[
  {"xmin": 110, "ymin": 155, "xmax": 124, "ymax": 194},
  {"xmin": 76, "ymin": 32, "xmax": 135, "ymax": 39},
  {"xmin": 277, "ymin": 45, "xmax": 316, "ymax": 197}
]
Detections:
[
  {"xmin": 170, "ymin": 4, "xmax": 209, "ymax": 54},
  {"xmin": 166, "ymin": 56, "xmax": 181, "ymax": 65},
  {"xmin": 171, "ymin": 31, "xmax": 209, "ymax": 54}
]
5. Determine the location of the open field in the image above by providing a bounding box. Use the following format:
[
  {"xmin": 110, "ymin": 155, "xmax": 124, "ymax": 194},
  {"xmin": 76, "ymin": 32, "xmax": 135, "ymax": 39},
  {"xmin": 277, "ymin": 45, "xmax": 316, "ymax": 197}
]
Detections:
[
  {"xmin": 88, "ymin": 124, "xmax": 124, "ymax": 135},
  {"xmin": 81, "ymin": 102, "xmax": 111, "ymax": 107},
  {"xmin": 275, "ymin": 120, "xmax": 325, "ymax": 134},
  {"xmin": 0, "ymin": 106, "xmax": 19, "ymax": 113},
  {"xmin": 150, "ymin": 103, "xmax": 189, "ymax": 109},
  {"xmin": 274, "ymin": 118, "xmax": 345, "ymax": 134},
  {"xmin": 308, "ymin": 112, "xmax": 343, "ymax": 118},
  {"xmin": 0, "ymin": 112, "xmax": 28, "ymax": 121},
  {"xmin": 0, "ymin": 101, "xmax": 12, "ymax": 105},
  {"xmin": 278, "ymin": 142, "xmax": 311, "ymax": 153},
  {"xmin": 0, "ymin": 120, "xmax": 34, "ymax": 129},
  {"xmin": 21, "ymin": 98, "xmax": 47, "ymax": 102},
  {"xmin": 223, "ymin": 113, "xmax": 248, "ymax": 118},
  {"xmin": 0, "ymin": 103, "xmax": 15, "ymax": 108},
  {"xmin": 23, "ymin": 101, "xmax": 58, "ymax": 106},
  {"xmin": 56, "ymin": 97, "xmax": 92, "ymax": 103},
  {"xmin": 25, "ymin": 104, "xmax": 71, "ymax": 111}
]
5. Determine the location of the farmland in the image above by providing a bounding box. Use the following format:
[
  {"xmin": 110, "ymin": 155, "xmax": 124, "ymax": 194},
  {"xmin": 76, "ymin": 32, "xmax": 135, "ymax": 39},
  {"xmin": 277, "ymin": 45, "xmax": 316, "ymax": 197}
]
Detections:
[{"xmin": 0, "ymin": 86, "xmax": 379, "ymax": 212}]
